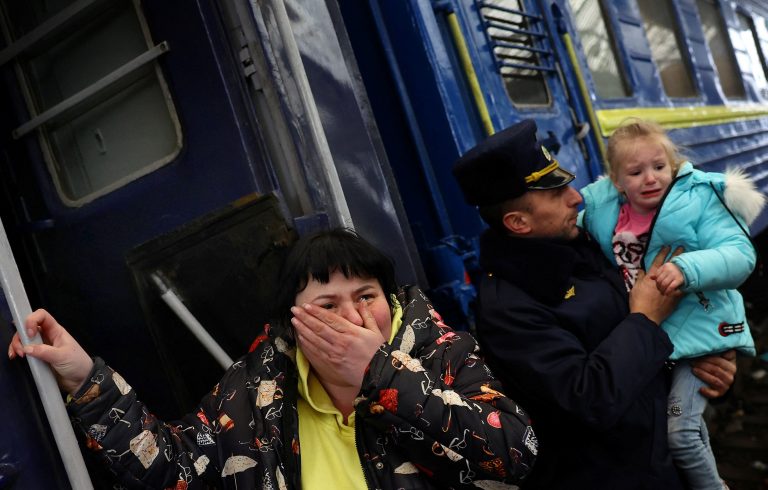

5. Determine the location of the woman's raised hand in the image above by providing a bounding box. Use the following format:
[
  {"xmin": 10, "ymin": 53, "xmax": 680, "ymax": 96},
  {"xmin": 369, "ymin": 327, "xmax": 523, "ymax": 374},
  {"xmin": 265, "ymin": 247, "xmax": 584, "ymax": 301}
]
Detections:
[
  {"xmin": 8, "ymin": 309, "xmax": 93, "ymax": 395},
  {"xmin": 290, "ymin": 300, "xmax": 384, "ymax": 393}
]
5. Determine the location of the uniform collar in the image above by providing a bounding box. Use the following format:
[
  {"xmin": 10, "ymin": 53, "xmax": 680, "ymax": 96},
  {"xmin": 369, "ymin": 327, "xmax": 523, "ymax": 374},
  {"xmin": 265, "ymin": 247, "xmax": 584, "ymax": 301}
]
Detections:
[{"xmin": 479, "ymin": 228, "xmax": 595, "ymax": 305}]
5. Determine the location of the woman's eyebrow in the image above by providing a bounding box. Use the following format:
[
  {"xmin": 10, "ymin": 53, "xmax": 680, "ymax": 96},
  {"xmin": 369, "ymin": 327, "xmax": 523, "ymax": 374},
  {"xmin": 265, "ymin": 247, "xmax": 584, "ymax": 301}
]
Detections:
[
  {"xmin": 354, "ymin": 284, "xmax": 376, "ymax": 295},
  {"xmin": 305, "ymin": 284, "xmax": 376, "ymax": 302},
  {"xmin": 307, "ymin": 293, "xmax": 337, "ymax": 302}
]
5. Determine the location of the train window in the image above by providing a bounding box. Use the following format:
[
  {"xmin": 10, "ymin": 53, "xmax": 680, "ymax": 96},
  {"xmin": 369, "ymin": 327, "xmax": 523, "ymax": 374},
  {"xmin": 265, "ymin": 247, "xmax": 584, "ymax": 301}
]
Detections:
[
  {"xmin": 0, "ymin": 0, "xmax": 181, "ymax": 206},
  {"xmin": 755, "ymin": 16, "xmax": 768, "ymax": 98},
  {"xmin": 735, "ymin": 11, "xmax": 768, "ymax": 99},
  {"xmin": 636, "ymin": 0, "xmax": 697, "ymax": 98},
  {"xmin": 567, "ymin": 0, "xmax": 629, "ymax": 99},
  {"xmin": 695, "ymin": 0, "xmax": 745, "ymax": 99},
  {"xmin": 479, "ymin": 0, "xmax": 551, "ymax": 106}
]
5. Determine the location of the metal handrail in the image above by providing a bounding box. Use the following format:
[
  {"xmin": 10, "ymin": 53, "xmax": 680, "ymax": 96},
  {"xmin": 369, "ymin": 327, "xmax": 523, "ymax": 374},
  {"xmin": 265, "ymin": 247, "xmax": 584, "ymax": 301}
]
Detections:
[
  {"xmin": 484, "ymin": 20, "xmax": 546, "ymax": 38},
  {"xmin": 561, "ymin": 31, "xmax": 607, "ymax": 161},
  {"xmin": 0, "ymin": 218, "xmax": 93, "ymax": 490},
  {"xmin": 497, "ymin": 60, "xmax": 555, "ymax": 73},
  {"xmin": 492, "ymin": 39, "xmax": 552, "ymax": 55},
  {"xmin": 443, "ymin": 8, "xmax": 495, "ymax": 136},
  {"xmin": 476, "ymin": 1, "xmax": 542, "ymax": 21}
]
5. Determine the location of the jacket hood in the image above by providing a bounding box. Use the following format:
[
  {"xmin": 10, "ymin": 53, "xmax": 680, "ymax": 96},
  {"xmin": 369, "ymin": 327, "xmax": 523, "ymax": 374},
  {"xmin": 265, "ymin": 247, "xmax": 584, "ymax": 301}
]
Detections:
[{"xmin": 723, "ymin": 167, "xmax": 766, "ymax": 225}]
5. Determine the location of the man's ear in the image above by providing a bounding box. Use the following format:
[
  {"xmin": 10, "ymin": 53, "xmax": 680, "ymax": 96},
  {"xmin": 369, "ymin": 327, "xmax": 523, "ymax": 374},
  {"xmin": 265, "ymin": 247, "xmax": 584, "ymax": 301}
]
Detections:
[{"xmin": 502, "ymin": 211, "xmax": 531, "ymax": 235}]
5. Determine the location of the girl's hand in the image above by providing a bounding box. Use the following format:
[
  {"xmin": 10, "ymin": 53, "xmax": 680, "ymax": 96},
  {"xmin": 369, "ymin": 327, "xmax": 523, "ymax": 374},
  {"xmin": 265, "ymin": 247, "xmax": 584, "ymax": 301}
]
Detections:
[
  {"xmin": 630, "ymin": 246, "xmax": 683, "ymax": 324},
  {"xmin": 651, "ymin": 262, "xmax": 684, "ymax": 295},
  {"xmin": 8, "ymin": 309, "xmax": 93, "ymax": 395}
]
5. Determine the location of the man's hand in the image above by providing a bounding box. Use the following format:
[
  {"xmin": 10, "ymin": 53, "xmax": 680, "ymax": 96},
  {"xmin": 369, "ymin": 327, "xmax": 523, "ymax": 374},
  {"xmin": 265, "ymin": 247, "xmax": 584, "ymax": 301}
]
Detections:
[
  {"xmin": 8, "ymin": 309, "xmax": 94, "ymax": 395},
  {"xmin": 630, "ymin": 246, "xmax": 683, "ymax": 325},
  {"xmin": 692, "ymin": 350, "xmax": 737, "ymax": 398},
  {"xmin": 652, "ymin": 262, "xmax": 684, "ymax": 295}
]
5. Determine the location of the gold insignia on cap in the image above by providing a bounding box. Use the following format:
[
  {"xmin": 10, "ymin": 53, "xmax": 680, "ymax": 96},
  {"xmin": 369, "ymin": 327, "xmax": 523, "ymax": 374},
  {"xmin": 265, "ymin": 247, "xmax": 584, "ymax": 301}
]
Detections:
[
  {"xmin": 564, "ymin": 286, "xmax": 575, "ymax": 299},
  {"xmin": 524, "ymin": 161, "xmax": 560, "ymax": 184},
  {"xmin": 541, "ymin": 145, "xmax": 552, "ymax": 162}
]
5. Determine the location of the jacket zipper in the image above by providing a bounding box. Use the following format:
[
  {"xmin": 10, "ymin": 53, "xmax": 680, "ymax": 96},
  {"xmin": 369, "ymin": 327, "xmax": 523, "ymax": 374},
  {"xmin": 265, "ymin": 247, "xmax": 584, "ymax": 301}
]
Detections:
[
  {"xmin": 355, "ymin": 416, "xmax": 375, "ymax": 490},
  {"xmin": 639, "ymin": 169, "xmax": 689, "ymax": 271},
  {"xmin": 640, "ymin": 169, "xmax": 712, "ymax": 309}
]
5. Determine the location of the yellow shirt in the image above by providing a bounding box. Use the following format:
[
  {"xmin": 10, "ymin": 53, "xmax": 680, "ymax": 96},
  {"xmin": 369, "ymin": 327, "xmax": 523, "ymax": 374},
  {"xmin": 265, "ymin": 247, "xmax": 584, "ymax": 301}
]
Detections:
[{"xmin": 296, "ymin": 298, "xmax": 402, "ymax": 489}]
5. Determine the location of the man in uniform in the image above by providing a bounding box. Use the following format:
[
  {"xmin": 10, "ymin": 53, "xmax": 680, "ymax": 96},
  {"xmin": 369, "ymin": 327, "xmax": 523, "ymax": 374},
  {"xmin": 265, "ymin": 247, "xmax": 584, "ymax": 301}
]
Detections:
[{"xmin": 452, "ymin": 119, "xmax": 736, "ymax": 489}]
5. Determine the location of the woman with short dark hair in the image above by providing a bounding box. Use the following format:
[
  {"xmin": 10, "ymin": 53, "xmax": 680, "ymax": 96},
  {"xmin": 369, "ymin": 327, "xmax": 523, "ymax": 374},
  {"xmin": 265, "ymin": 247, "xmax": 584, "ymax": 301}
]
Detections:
[{"xmin": 10, "ymin": 228, "xmax": 537, "ymax": 489}]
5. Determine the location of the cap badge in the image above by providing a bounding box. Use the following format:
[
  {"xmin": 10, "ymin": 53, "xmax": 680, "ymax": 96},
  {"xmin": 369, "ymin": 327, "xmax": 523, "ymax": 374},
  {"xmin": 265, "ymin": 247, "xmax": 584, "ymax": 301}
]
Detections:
[{"xmin": 541, "ymin": 145, "xmax": 552, "ymax": 162}]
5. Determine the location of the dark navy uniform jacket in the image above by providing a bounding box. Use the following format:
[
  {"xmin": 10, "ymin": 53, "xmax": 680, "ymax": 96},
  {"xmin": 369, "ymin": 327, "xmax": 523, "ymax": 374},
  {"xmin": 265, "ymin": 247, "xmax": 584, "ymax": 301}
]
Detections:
[{"xmin": 475, "ymin": 228, "xmax": 684, "ymax": 490}]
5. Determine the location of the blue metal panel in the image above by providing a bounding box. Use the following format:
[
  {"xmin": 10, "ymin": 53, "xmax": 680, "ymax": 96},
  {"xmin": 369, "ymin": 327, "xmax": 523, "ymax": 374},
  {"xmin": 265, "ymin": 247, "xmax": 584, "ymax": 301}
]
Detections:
[
  {"xmin": 287, "ymin": 1, "xmax": 423, "ymax": 286},
  {"xmin": 363, "ymin": 0, "xmax": 487, "ymax": 241},
  {"xmin": 337, "ymin": 1, "xmax": 452, "ymax": 254},
  {"xmin": 337, "ymin": 0, "xmax": 487, "ymax": 324}
]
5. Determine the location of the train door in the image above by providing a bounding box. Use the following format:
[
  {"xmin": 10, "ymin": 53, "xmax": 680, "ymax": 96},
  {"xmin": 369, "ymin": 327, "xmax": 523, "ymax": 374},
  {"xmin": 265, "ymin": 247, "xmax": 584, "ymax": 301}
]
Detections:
[
  {"xmin": 0, "ymin": 0, "xmax": 275, "ymax": 421},
  {"xmin": 449, "ymin": 0, "xmax": 604, "ymax": 187}
]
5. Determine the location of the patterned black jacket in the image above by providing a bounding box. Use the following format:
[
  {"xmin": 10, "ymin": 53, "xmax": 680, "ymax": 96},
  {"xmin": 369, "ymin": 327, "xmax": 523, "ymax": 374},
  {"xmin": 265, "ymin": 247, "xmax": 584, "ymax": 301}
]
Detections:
[{"xmin": 68, "ymin": 286, "xmax": 537, "ymax": 489}]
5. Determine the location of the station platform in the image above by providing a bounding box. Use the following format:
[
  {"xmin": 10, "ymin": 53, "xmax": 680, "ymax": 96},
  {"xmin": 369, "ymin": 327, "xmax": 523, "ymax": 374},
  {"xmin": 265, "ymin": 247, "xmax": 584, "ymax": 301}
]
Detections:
[{"xmin": 711, "ymin": 233, "xmax": 768, "ymax": 490}]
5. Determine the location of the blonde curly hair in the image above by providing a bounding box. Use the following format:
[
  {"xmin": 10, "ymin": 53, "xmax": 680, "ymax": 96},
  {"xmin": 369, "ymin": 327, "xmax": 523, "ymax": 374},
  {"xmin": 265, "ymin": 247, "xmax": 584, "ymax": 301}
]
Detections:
[{"xmin": 606, "ymin": 118, "xmax": 685, "ymax": 179}]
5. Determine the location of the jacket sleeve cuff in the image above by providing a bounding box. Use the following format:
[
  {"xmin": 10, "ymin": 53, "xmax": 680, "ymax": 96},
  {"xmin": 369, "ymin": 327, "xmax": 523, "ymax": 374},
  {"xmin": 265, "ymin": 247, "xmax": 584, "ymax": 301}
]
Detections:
[
  {"xmin": 670, "ymin": 256, "xmax": 693, "ymax": 290},
  {"xmin": 67, "ymin": 357, "xmax": 102, "ymax": 403},
  {"xmin": 627, "ymin": 312, "xmax": 674, "ymax": 352},
  {"xmin": 66, "ymin": 357, "xmax": 128, "ymax": 411}
]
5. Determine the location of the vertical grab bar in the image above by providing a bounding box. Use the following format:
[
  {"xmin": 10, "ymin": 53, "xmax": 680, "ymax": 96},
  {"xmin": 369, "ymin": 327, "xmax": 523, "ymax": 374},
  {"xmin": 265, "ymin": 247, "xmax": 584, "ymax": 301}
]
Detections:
[{"xmin": 0, "ymin": 217, "xmax": 94, "ymax": 490}]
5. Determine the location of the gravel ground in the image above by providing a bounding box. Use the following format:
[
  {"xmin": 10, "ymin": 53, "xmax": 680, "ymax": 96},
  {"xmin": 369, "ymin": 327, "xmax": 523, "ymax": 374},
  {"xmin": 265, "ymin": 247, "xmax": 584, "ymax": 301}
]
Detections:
[{"xmin": 710, "ymin": 232, "xmax": 768, "ymax": 490}]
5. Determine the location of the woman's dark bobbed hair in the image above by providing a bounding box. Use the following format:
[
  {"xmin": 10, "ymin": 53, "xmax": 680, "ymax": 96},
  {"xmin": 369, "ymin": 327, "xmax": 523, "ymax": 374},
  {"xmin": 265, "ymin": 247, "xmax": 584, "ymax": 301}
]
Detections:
[{"xmin": 271, "ymin": 228, "xmax": 398, "ymax": 337}]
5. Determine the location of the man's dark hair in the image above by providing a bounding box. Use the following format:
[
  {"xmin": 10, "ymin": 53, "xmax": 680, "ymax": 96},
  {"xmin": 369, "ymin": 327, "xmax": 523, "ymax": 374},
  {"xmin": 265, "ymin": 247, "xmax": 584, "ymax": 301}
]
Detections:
[
  {"xmin": 478, "ymin": 196, "xmax": 531, "ymax": 234},
  {"xmin": 478, "ymin": 202, "xmax": 509, "ymax": 234},
  {"xmin": 272, "ymin": 228, "xmax": 397, "ymax": 337}
]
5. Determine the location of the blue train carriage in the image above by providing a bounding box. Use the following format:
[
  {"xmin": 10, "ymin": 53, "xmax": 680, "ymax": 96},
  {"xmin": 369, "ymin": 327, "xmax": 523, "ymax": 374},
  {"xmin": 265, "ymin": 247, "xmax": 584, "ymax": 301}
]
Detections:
[
  {"xmin": 0, "ymin": 0, "xmax": 767, "ymax": 488},
  {"xmin": 339, "ymin": 0, "xmax": 768, "ymax": 300},
  {"xmin": 0, "ymin": 0, "xmax": 425, "ymax": 487}
]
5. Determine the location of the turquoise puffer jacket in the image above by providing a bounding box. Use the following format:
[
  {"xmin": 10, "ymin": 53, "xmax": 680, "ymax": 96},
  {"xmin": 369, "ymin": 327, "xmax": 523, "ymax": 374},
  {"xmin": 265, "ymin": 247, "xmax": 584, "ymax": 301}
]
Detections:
[{"xmin": 579, "ymin": 162, "xmax": 758, "ymax": 360}]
